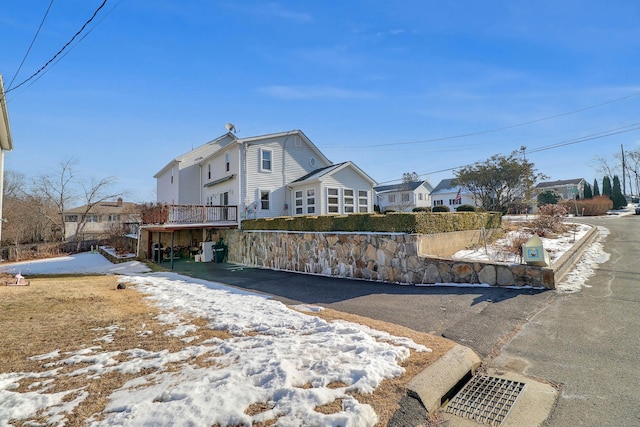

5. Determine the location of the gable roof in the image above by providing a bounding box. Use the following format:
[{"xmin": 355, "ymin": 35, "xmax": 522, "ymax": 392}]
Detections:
[
  {"xmin": 154, "ymin": 133, "xmax": 237, "ymax": 178},
  {"xmin": 195, "ymin": 129, "xmax": 333, "ymax": 168},
  {"xmin": 65, "ymin": 200, "xmax": 141, "ymax": 215},
  {"xmin": 374, "ymin": 180, "xmax": 432, "ymax": 193},
  {"xmin": 431, "ymin": 178, "xmax": 464, "ymax": 194},
  {"xmin": 290, "ymin": 161, "xmax": 377, "ymax": 186},
  {"xmin": 535, "ymin": 178, "xmax": 585, "ymax": 189}
]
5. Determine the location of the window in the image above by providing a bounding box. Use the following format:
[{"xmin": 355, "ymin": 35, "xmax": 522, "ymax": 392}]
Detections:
[
  {"xmin": 343, "ymin": 189, "xmax": 354, "ymax": 213},
  {"xmin": 108, "ymin": 214, "xmax": 120, "ymax": 222},
  {"xmin": 295, "ymin": 191, "xmax": 303, "ymax": 214},
  {"xmin": 358, "ymin": 190, "xmax": 369, "ymax": 213},
  {"xmin": 433, "ymin": 200, "xmax": 444, "ymax": 206},
  {"xmin": 388, "ymin": 194, "xmax": 396, "ymax": 203},
  {"xmin": 220, "ymin": 192, "xmax": 229, "ymax": 206},
  {"xmin": 208, "ymin": 164, "xmax": 211, "ymax": 179},
  {"xmin": 306, "ymin": 189, "xmax": 315, "ymax": 214},
  {"xmin": 418, "ymin": 193, "xmax": 424, "ymax": 201},
  {"xmin": 401, "ymin": 193, "xmax": 410, "ymax": 202},
  {"xmin": 225, "ymin": 153, "xmax": 230, "ymax": 172},
  {"xmin": 85, "ymin": 214, "xmax": 99, "ymax": 223},
  {"xmin": 65, "ymin": 214, "xmax": 78, "ymax": 222},
  {"xmin": 327, "ymin": 188, "xmax": 339, "ymax": 213},
  {"xmin": 449, "ymin": 198, "xmax": 462, "ymax": 205},
  {"xmin": 260, "ymin": 190, "xmax": 270, "ymax": 210},
  {"xmin": 170, "ymin": 168, "xmax": 174, "ymax": 184},
  {"xmin": 261, "ymin": 149, "xmax": 272, "ymax": 171}
]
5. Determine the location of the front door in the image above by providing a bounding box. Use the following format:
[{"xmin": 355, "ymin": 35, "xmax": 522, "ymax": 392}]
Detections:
[{"xmin": 220, "ymin": 192, "xmax": 229, "ymax": 220}]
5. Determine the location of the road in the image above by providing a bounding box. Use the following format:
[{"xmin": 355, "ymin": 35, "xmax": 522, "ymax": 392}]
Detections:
[{"xmin": 492, "ymin": 215, "xmax": 640, "ymax": 426}]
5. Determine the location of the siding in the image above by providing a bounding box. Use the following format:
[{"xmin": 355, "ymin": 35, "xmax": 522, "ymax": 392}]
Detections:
[
  {"xmin": 201, "ymin": 145, "xmax": 240, "ymax": 207},
  {"xmin": 245, "ymin": 135, "xmax": 331, "ymax": 219},
  {"xmin": 156, "ymin": 165, "xmax": 179, "ymax": 204},
  {"xmin": 319, "ymin": 166, "xmax": 373, "ymax": 213}
]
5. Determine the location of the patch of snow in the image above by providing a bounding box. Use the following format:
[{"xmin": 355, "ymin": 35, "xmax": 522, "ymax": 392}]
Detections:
[{"xmin": 0, "ymin": 264, "xmax": 430, "ymax": 427}]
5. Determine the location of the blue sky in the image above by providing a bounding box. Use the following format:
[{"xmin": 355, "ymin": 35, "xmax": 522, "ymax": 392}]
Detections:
[{"xmin": 2, "ymin": 1, "xmax": 639, "ymax": 202}]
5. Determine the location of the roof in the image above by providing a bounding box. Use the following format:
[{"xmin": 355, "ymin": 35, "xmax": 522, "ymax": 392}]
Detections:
[
  {"xmin": 196, "ymin": 129, "xmax": 332, "ymax": 168},
  {"xmin": 430, "ymin": 178, "xmax": 465, "ymax": 194},
  {"xmin": 153, "ymin": 133, "xmax": 236, "ymax": 178},
  {"xmin": 65, "ymin": 200, "xmax": 141, "ymax": 215},
  {"xmin": 0, "ymin": 75, "xmax": 13, "ymax": 151},
  {"xmin": 290, "ymin": 161, "xmax": 377, "ymax": 186},
  {"xmin": 535, "ymin": 178, "xmax": 585, "ymax": 188},
  {"xmin": 374, "ymin": 181, "xmax": 432, "ymax": 193}
]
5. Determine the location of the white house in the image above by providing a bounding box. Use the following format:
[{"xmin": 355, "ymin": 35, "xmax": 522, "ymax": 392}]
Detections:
[
  {"xmin": 374, "ymin": 181, "xmax": 433, "ymax": 212},
  {"xmin": 534, "ymin": 178, "xmax": 586, "ymax": 200},
  {"xmin": 63, "ymin": 198, "xmax": 142, "ymax": 241},
  {"xmin": 430, "ymin": 178, "xmax": 476, "ymax": 210},
  {"xmin": 154, "ymin": 129, "xmax": 377, "ymax": 222}
]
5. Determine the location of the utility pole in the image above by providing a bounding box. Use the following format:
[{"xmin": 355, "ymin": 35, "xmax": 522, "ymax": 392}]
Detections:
[{"xmin": 621, "ymin": 145, "xmax": 627, "ymax": 197}]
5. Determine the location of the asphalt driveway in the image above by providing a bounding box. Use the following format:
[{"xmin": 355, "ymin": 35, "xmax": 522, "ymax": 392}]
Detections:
[{"xmin": 171, "ymin": 258, "xmax": 554, "ymax": 359}]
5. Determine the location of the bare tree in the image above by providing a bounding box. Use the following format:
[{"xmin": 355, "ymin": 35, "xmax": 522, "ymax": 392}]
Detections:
[
  {"xmin": 72, "ymin": 176, "xmax": 124, "ymax": 250},
  {"xmin": 402, "ymin": 172, "xmax": 420, "ymax": 183},
  {"xmin": 592, "ymin": 155, "xmax": 618, "ymax": 182},
  {"xmin": 32, "ymin": 159, "xmax": 78, "ymax": 241},
  {"xmin": 2, "ymin": 171, "xmax": 59, "ymax": 259},
  {"xmin": 624, "ymin": 149, "xmax": 640, "ymax": 196}
]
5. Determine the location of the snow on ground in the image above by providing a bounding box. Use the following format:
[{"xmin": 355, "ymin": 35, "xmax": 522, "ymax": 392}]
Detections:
[
  {"xmin": 0, "ymin": 252, "xmax": 151, "ymax": 276},
  {"xmin": 0, "ymin": 256, "xmax": 429, "ymax": 427},
  {"xmin": 0, "ymin": 214, "xmax": 618, "ymax": 426},
  {"xmin": 452, "ymin": 222, "xmax": 592, "ymax": 264}
]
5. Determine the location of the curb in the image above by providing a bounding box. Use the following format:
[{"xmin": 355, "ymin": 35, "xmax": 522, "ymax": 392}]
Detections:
[
  {"xmin": 406, "ymin": 344, "xmax": 481, "ymax": 413},
  {"xmin": 552, "ymin": 223, "xmax": 599, "ymax": 284}
]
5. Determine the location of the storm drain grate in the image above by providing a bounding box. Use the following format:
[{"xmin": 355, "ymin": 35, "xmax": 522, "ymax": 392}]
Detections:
[{"xmin": 444, "ymin": 375, "xmax": 526, "ymax": 426}]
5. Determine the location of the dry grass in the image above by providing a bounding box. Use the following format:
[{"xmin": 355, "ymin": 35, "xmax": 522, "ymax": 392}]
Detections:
[{"xmin": 0, "ymin": 275, "xmax": 455, "ymax": 427}]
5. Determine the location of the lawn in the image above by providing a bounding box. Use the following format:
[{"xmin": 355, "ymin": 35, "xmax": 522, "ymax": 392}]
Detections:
[{"xmin": 0, "ymin": 274, "xmax": 455, "ymax": 426}]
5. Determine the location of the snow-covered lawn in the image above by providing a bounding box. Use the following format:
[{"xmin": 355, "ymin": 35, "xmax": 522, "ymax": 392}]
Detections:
[
  {"xmin": 0, "ymin": 256, "xmax": 432, "ymax": 427},
  {"xmin": 452, "ymin": 222, "xmax": 592, "ymax": 264},
  {"xmin": 0, "ymin": 216, "xmax": 614, "ymax": 426}
]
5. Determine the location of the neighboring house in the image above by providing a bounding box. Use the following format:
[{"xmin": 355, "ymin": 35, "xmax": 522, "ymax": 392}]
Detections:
[
  {"xmin": 63, "ymin": 198, "xmax": 142, "ymax": 241},
  {"xmin": 534, "ymin": 178, "xmax": 586, "ymax": 200},
  {"xmin": 374, "ymin": 181, "xmax": 433, "ymax": 212},
  {"xmin": 154, "ymin": 129, "xmax": 377, "ymax": 221},
  {"xmin": 430, "ymin": 178, "xmax": 476, "ymax": 210}
]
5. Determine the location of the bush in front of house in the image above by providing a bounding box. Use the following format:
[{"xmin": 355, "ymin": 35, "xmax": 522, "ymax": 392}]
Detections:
[
  {"xmin": 412, "ymin": 207, "xmax": 430, "ymax": 212},
  {"xmin": 559, "ymin": 195, "xmax": 613, "ymax": 216},
  {"xmin": 431, "ymin": 205, "xmax": 451, "ymax": 212},
  {"xmin": 455, "ymin": 204, "xmax": 476, "ymax": 212},
  {"xmin": 532, "ymin": 204, "xmax": 568, "ymax": 236},
  {"xmin": 241, "ymin": 211, "xmax": 502, "ymax": 234}
]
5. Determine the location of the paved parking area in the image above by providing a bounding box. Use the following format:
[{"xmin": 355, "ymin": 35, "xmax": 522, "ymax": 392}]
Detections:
[{"xmin": 168, "ymin": 258, "xmax": 554, "ymax": 359}]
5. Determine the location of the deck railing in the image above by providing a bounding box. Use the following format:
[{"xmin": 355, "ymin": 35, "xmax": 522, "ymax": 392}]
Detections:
[{"xmin": 142, "ymin": 204, "xmax": 238, "ymax": 224}]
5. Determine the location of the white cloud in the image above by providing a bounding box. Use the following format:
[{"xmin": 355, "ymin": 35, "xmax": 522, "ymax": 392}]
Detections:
[{"xmin": 259, "ymin": 85, "xmax": 379, "ymax": 100}]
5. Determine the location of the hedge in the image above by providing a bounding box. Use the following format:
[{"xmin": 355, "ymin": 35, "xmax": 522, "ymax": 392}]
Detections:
[{"xmin": 241, "ymin": 212, "xmax": 502, "ymax": 234}]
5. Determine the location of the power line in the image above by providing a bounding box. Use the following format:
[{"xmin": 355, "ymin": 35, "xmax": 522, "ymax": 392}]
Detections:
[
  {"xmin": 15, "ymin": 1, "xmax": 121, "ymax": 95},
  {"xmin": 7, "ymin": 0, "xmax": 55, "ymax": 90},
  {"xmin": 6, "ymin": 0, "xmax": 108, "ymax": 94},
  {"xmin": 377, "ymin": 120, "xmax": 640, "ymax": 185},
  {"xmin": 324, "ymin": 92, "xmax": 640, "ymax": 150}
]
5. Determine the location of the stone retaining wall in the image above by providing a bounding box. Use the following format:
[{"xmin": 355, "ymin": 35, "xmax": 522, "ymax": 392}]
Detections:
[{"xmin": 222, "ymin": 229, "xmax": 558, "ymax": 289}]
